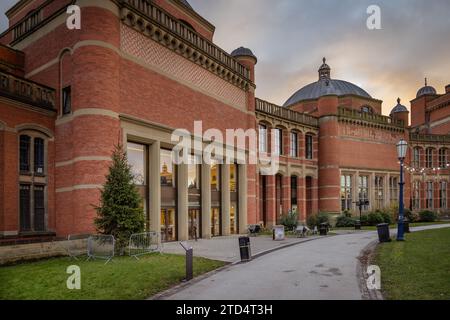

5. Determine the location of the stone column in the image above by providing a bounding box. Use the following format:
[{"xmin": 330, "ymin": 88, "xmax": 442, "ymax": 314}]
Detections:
[
  {"xmin": 238, "ymin": 164, "xmax": 248, "ymax": 234},
  {"xmin": 282, "ymin": 175, "xmax": 291, "ymax": 215},
  {"xmin": 201, "ymin": 163, "xmax": 211, "ymax": 239},
  {"xmin": 265, "ymin": 175, "xmax": 276, "ymax": 228},
  {"xmin": 221, "ymin": 164, "xmax": 231, "ymax": 236},
  {"xmin": 177, "ymin": 163, "xmax": 189, "ymax": 241},
  {"xmin": 149, "ymin": 142, "xmax": 161, "ymax": 239}
]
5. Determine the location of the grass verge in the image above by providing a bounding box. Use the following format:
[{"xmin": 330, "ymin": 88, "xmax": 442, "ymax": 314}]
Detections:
[
  {"xmin": 0, "ymin": 253, "xmax": 225, "ymax": 300},
  {"xmin": 373, "ymin": 227, "xmax": 450, "ymax": 300}
]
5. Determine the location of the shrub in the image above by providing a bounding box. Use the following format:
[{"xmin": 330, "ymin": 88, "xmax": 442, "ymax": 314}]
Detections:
[
  {"xmin": 360, "ymin": 214, "xmax": 369, "ymax": 226},
  {"xmin": 306, "ymin": 214, "xmax": 317, "ymax": 229},
  {"xmin": 317, "ymin": 212, "xmax": 330, "ymax": 225},
  {"xmin": 335, "ymin": 215, "xmax": 356, "ymax": 227},
  {"xmin": 380, "ymin": 211, "xmax": 392, "ymax": 224},
  {"xmin": 280, "ymin": 210, "xmax": 298, "ymax": 231},
  {"xmin": 419, "ymin": 210, "xmax": 438, "ymax": 222},
  {"xmin": 367, "ymin": 211, "xmax": 384, "ymax": 226}
]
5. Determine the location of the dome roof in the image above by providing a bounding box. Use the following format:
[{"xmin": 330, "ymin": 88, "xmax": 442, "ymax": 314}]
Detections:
[
  {"xmin": 283, "ymin": 58, "xmax": 371, "ymax": 107},
  {"xmin": 416, "ymin": 78, "xmax": 437, "ymax": 98},
  {"xmin": 390, "ymin": 98, "xmax": 408, "ymax": 115},
  {"xmin": 231, "ymin": 47, "xmax": 257, "ymax": 61}
]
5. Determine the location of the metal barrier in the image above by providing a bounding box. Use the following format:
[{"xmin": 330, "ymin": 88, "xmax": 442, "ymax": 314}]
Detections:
[
  {"xmin": 87, "ymin": 235, "xmax": 115, "ymax": 264},
  {"xmin": 65, "ymin": 234, "xmax": 91, "ymax": 260},
  {"xmin": 128, "ymin": 232, "xmax": 162, "ymax": 259}
]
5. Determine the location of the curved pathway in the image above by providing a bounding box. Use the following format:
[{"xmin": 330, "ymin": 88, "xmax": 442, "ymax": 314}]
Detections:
[{"xmin": 162, "ymin": 224, "xmax": 450, "ymax": 300}]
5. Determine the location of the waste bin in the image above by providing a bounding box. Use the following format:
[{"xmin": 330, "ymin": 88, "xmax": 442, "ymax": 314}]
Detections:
[
  {"xmin": 272, "ymin": 225, "xmax": 285, "ymax": 241},
  {"xmin": 376, "ymin": 223, "xmax": 391, "ymax": 243},
  {"xmin": 403, "ymin": 219, "xmax": 410, "ymax": 233},
  {"xmin": 354, "ymin": 220, "xmax": 361, "ymax": 230},
  {"xmin": 239, "ymin": 236, "xmax": 251, "ymax": 262},
  {"xmin": 319, "ymin": 223, "xmax": 328, "ymax": 236}
]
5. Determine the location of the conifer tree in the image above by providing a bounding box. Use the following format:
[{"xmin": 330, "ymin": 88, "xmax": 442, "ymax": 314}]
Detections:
[{"xmin": 95, "ymin": 145, "xmax": 145, "ymax": 253}]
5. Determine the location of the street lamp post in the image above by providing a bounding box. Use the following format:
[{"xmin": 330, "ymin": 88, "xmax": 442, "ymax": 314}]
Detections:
[{"xmin": 396, "ymin": 139, "xmax": 408, "ymax": 241}]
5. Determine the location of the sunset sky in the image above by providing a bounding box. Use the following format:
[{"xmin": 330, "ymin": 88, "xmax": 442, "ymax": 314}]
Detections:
[{"xmin": 2, "ymin": 0, "xmax": 449, "ymax": 115}]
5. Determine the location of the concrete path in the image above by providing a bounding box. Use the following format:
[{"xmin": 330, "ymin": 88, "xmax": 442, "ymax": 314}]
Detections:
[
  {"xmin": 162, "ymin": 234, "xmax": 322, "ymax": 263},
  {"xmin": 161, "ymin": 224, "xmax": 450, "ymax": 300}
]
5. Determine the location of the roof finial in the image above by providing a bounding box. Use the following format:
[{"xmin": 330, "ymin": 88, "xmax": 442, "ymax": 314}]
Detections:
[
  {"xmin": 323, "ymin": 57, "xmax": 326, "ymax": 64},
  {"xmin": 425, "ymin": 77, "xmax": 428, "ymax": 86},
  {"xmin": 397, "ymin": 97, "xmax": 401, "ymax": 104}
]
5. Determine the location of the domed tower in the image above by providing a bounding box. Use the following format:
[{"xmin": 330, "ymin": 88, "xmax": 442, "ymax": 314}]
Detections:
[
  {"xmin": 416, "ymin": 78, "xmax": 437, "ymax": 98},
  {"xmin": 390, "ymin": 98, "xmax": 409, "ymax": 126},
  {"xmin": 231, "ymin": 46, "xmax": 257, "ymax": 83},
  {"xmin": 411, "ymin": 78, "xmax": 438, "ymax": 128}
]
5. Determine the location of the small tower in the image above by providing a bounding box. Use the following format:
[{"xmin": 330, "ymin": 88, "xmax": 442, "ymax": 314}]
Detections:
[
  {"xmin": 231, "ymin": 46, "xmax": 257, "ymax": 83},
  {"xmin": 390, "ymin": 98, "xmax": 409, "ymax": 126}
]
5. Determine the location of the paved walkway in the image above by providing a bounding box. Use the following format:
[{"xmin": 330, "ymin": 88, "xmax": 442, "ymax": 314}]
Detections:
[
  {"xmin": 162, "ymin": 234, "xmax": 322, "ymax": 263},
  {"xmin": 160, "ymin": 224, "xmax": 450, "ymax": 300}
]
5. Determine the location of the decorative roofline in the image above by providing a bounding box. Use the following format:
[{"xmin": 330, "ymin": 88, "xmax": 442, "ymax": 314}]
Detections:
[
  {"xmin": 119, "ymin": 0, "xmax": 252, "ymax": 90},
  {"xmin": 0, "ymin": 70, "xmax": 55, "ymax": 110},
  {"xmin": 255, "ymin": 98, "xmax": 319, "ymax": 128},
  {"xmin": 338, "ymin": 106, "xmax": 405, "ymax": 131}
]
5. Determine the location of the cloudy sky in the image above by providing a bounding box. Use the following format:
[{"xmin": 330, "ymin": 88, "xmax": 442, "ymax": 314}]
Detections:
[{"xmin": 2, "ymin": 0, "xmax": 450, "ymax": 115}]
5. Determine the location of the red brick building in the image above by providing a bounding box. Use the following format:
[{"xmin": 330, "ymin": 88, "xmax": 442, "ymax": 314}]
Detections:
[{"xmin": 0, "ymin": 0, "xmax": 449, "ymax": 241}]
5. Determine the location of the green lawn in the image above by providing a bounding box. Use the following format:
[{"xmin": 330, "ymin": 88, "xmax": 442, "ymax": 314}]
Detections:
[
  {"xmin": 374, "ymin": 227, "xmax": 450, "ymax": 300},
  {"xmin": 0, "ymin": 253, "xmax": 225, "ymax": 300}
]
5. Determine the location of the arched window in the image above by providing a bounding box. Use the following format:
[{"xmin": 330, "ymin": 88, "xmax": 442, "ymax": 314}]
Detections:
[
  {"xmin": 18, "ymin": 132, "xmax": 48, "ymax": 232},
  {"xmin": 258, "ymin": 124, "xmax": 268, "ymax": 153}
]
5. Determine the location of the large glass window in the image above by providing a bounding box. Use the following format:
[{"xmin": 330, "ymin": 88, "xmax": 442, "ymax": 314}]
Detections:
[
  {"xmin": 160, "ymin": 149, "xmax": 177, "ymax": 242},
  {"xmin": 211, "ymin": 160, "xmax": 221, "ymax": 236},
  {"xmin": 412, "ymin": 181, "xmax": 420, "ymax": 210},
  {"xmin": 274, "ymin": 128, "xmax": 282, "ymax": 155},
  {"xmin": 305, "ymin": 134, "xmax": 313, "ymax": 159},
  {"xmin": 375, "ymin": 176, "xmax": 384, "ymax": 209},
  {"xmin": 426, "ymin": 181, "xmax": 433, "ymax": 209},
  {"xmin": 230, "ymin": 164, "xmax": 238, "ymax": 234},
  {"xmin": 127, "ymin": 142, "xmax": 148, "ymax": 227},
  {"xmin": 188, "ymin": 155, "xmax": 201, "ymax": 240},
  {"xmin": 259, "ymin": 124, "xmax": 267, "ymax": 153},
  {"xmin": 426, "ymin": 148, "xmax": 433, "ymax": 168},
  {"xmin": 389, "ymin": 176, "xmax": 398, "ymax": 204},
  {"xmin": 358, "ymin": 175, "xmax": 369, "ymax": 211},
  {"xmin": 413, "ymin": 147, "xmax": 420, "ymax": 168},
  {"xmin": 341, "ymin": 175, "xmax": 352, "ymax": 211},
  {"xmin": 439, "ymin": 148, "xmax": 447, "ymax": 169},
  {"xmin": 440, "ymin": 181, "xmax": 447, "ymax": 209}
]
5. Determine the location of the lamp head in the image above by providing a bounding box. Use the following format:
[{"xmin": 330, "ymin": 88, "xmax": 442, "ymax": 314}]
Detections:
[{"xmin": 397, "ymin": 139, "xmax": 408, "ymax": 160}]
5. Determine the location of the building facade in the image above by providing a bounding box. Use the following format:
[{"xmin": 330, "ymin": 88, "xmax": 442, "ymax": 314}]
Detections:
[{"xmin": 0, "ymin": 0, "xmax": 449, "ymax": 242}]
